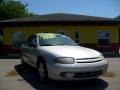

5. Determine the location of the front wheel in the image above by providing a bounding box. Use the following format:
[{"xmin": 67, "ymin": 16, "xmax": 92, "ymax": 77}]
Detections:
[{"xmin": 38, "ymin": 61, "xmax": 48, "ymax": 81}]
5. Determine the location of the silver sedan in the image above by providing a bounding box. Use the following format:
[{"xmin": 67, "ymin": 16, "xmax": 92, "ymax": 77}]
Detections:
[{"xmin": 21, "ymin": 33, "xmax": 108, "ymax": 81}]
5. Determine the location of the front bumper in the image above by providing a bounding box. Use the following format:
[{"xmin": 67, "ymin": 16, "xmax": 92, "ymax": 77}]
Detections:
[{"xmin": 46, "ymin": 60, "xmax": 108, "ymax": 80}]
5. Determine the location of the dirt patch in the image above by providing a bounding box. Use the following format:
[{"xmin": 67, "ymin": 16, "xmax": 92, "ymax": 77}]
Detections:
[
  {"xmin": 102, "ymin": 71, "xmax": 115, "ymax": 78},
  {"xmin": 6, "ymin": 70, "xmax": 18, "ymax": 77}
]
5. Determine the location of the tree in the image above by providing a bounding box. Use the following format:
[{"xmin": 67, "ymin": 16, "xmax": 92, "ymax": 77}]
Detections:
[
  {"xmin": 0, "ymin": 0, "xmax": 34, "ymax": 20},
  {"xmin": 115, "ymin": 15, "xmax": 120, "ymax": 19}
]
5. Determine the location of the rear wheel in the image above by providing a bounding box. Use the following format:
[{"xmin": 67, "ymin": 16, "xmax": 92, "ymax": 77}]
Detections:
[{"xmin": 38, "ymin": 61, "xmax": 48, "ymax": 81}]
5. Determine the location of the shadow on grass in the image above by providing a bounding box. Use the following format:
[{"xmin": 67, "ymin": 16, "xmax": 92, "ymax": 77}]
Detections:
[{"xmin": 15, "ymin": 64, "xmax": 108, "ymax": 90}]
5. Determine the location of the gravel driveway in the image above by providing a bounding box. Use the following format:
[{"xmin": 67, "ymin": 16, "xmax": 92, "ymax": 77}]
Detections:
[{"xmin": 0, "ymin": 58, "xmax": 120, "ymax": 90}]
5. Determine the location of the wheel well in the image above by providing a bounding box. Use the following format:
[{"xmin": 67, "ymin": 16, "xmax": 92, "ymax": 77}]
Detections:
[{"xmin": 37, "ymin": 56, "xmax": 45, "ymax": 69}]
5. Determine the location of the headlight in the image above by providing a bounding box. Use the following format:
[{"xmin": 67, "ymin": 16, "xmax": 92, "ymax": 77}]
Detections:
[{"xmin": 53, "ymin": 57, "xmax": 75, "ymax": 64}]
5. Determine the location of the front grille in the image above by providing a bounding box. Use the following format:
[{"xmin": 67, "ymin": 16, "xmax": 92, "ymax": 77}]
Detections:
[
  {"xmin": 76, "ymin": 57, "xmax": 99, "ymax": 60},
  {"xmin": 76, "ymin": 60, "xmax": 102, "ymax": 63},
  {"xmin": 74, "ymin": 70, "xmax": 103, "ymax": 78},
  {"xmin": 75, "ymin": 57, "xmax": 102, "ymax": 63}
]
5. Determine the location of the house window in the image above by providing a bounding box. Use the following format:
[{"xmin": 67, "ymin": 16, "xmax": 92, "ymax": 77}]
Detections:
[
  {"xmin": 75, "ymin": 31, "xmax": 80, "ymax": 44},
  {"xmin": 97, "ymin": 31, "xmax": 110, "ymax": 46},
  {"xmin": 12, "ymin": 32, "xmax": 26, "ymax": 48}
]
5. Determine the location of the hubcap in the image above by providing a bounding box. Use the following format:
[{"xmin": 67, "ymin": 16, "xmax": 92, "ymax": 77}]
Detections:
[{"xmin": 39, "ymin": 63, "xmax": 45, "ymax": 79}]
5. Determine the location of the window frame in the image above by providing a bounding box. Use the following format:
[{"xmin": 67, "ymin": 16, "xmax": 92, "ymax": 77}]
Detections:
[
  {"xmin": 12, "ymin": 32, "xmax": 26, "ymax": 49},
  {"xmin": 75, "ymin": 31, "xmax": 80, "ymax": 44},
  {"xmin": 97, "ymin": 30, "xmax": 111, "ymax": 47}
]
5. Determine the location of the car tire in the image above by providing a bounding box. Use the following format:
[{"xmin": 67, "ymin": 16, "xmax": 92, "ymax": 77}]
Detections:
[
  {"xmin": 87, "ymin": 78, "xmax": 98, "ymax": 82},
  {"xmin": 38, "ymin": 61, "xmax": 48, "ymax": 82}
]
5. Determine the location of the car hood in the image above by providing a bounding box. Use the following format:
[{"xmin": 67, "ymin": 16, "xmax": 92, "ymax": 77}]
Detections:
[{"xmin": 38, "ymin": 46, "xmax": 101, "ymax": 59}]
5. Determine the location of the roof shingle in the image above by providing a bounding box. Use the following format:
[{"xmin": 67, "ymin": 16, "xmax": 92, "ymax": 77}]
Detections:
[{"xmin": 0, "ymin": 13, "xmax": 116, "ymax": 23}]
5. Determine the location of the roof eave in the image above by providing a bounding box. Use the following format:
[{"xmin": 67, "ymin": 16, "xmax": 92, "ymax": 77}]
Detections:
[{"xmin": 0, "ymin": 20, "xmax": 120, "ymax": 27}]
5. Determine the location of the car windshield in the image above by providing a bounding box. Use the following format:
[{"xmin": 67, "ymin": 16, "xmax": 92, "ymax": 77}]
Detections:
[{"xmin": 38, "ymin": 34, "xmax": 77, "ymax": 46}]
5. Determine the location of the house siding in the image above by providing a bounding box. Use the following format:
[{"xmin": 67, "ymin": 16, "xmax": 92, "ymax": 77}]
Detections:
[{"xmin": 2, "ymin": 25, "xmax": 120, "ymax": 55}]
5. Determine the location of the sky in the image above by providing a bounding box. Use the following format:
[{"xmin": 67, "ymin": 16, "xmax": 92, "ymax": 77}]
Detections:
[{"xmin": 18, "ymin": 0, "xmax": 120, "ymax": 18}]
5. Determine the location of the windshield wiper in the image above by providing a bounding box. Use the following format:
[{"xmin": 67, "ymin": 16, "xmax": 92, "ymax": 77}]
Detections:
[
  {"xmin": 40, "ymin": 44, "xmax": 54, "ymax": 46},
  {"xmin": 41, "ymin": 44, "xmax": 77, "ymax": 46},
  {"xmin": 57, "ymin": 44, "xmax": 77, "ymax": 46}
]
